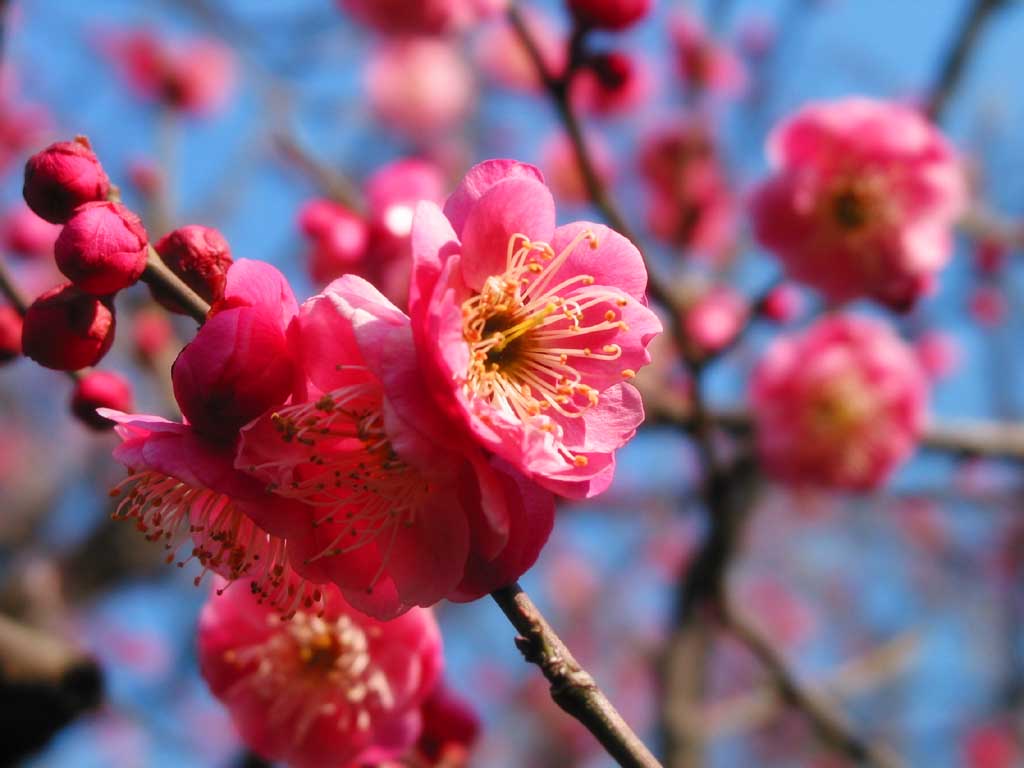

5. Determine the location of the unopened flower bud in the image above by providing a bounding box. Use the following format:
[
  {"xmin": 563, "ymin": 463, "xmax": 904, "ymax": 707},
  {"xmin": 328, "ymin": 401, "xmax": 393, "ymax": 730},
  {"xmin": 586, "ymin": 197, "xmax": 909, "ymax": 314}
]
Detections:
[
  {"xmin": 0, "ymin": 306, "xmax": 22, "ymax": 363},
  {"xmin": 22, "ymin": 284, "xmax": 115, "ymax": 370},
  {"xmin": 55, "ymin": 201, "xmax": 148, "ymax": 295},
  {"xmin": 23, "ymin": 137, "xmax": 110, "ymax": 224},
  {"xmin": 152, "ymin": 225, "xmax": 233, "ymax": 313},
  {"xmin": 568, "ymin": 0, "xmax": 651, "ymax": 30},
  {"xmin": 71, "ymin": 370, "xmax": 134, "ymax": 430}
]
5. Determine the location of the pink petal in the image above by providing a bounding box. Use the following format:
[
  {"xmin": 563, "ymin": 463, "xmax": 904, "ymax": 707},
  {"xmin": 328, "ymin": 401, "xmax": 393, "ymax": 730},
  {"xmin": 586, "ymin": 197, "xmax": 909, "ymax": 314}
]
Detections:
[
  {"xmin": 548, "ymin": 222, "xmax": 649, "ymax": 301},
  {"xmin": 459, "ymin": 177, "xmax": 556, "ymax": 290},
  {"xmin": 443, "ymin": 159, "xmax": 545, "ymax": 236}
]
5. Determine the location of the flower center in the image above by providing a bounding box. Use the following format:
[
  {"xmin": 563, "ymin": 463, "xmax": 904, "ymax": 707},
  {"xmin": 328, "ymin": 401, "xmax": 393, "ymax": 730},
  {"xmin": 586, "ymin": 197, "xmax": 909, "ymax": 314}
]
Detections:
[
  {"xmin": 460, "ymin": 231, "xmax": 636, "ymax": 427},
  {"xmin": 822, "ymin": 173, "xmax": 893, "ymax": 237},
  {"xmin": 110, "ymin": 471, "xmax": 325, "ymax": 619},
  {"xmin": 222, "ymin": 610, "xmax": 393, "ymax": 743},
  {"xmin": 248, "ymin": 380, "xmax": 431, "ymax": 591},
  {"xmin": 804, "ymin": 374, "xmax": 877, "ymax": 443}
]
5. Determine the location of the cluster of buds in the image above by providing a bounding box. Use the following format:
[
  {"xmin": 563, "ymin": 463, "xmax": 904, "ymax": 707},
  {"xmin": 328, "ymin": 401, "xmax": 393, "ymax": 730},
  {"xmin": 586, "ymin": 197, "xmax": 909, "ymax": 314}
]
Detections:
[{"xmin": 16, "ymin": 136, "xmax": 234, "ymax": 429}]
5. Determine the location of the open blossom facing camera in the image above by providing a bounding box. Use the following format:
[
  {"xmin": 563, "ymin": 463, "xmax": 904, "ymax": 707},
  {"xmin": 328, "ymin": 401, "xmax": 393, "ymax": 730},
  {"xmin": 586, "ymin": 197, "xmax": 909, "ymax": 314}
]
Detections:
[
  {"xmin": 198, "ymin": 580, "xmax": 442, "ymax": 768},
  {"xmin": 752, "ymin": 98, "xmax": 966, "ymax": 311},
  {"xmin": 236, "ymin": 275, "xmax": 555, "ymax": 619},
  {"xmin": 750, "ymin": 315, "xmax": 928, "ymax": 490},
  {"xmin": 410, "ymin": 160, "xmax": 662, "ymax": 498}
]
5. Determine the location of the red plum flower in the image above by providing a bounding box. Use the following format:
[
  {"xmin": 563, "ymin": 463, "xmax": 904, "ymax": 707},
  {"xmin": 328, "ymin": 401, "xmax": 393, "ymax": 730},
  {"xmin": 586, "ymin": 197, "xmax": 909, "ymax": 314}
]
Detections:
[
  {"xmin": 299, "ymin": 199, "xmax": 369, "ymax": 287},
  {"xmin": 751, "ymin": 98, "xmax": 966, "ymax": 311},
  {"xmin": 366, "ymin": 39, "xmax": 473, "ymax": 137},
  {"xmin": 22, "ymin": 283, "xmax": 115, "ymax": 370},
  {"xmin": 339, "ymin": 0, "xmax": 503, "ymax": 36},
  {"xmin": 0, "ymin": 305, "xmax": 22, "ymax": 363},
  {"xmin": 71, "ymin": 370, "xmax": 134, "ymax": 430},
  {"xmin": 23, "ymin": 137, "xmax": 110, "ymax": 224},
  {"xmin": 152, "ymin": 225, "xmax": 233, "ymax": 313},
  {"xmin": 409, "ymin": 160, "xmax": 662, "ymax": 498},
  {"xmin": 750, "ymin": 315, "xmax": 928, "ymax": 490},
  {"xmin": 99, "ymin": 28, "xmax": 236, "ymax": 116},
  {"xmin": 476, "ymin": 10, "xmax": 564, "ymax": 93},
  {"xmin": 55, "ymin": 201, "xmax": 148, "ymax": 296},
  {"xmin": 568, "ymin": 0, "xmax": 651, "ymax": 30},
  {"xmin": 237, "ymin": 275, "xmax": 555, "ymax": 618},
  {"xmin": 105, "ymin": 261, "xmax": 317, "ymax": 615},
  {"xmin": 198, "ymin": 579, "xmax": 442, "ymax": 768},
  {"xmin": 672, "ymin": 13, "xmax": 746, "ymax": 96}
]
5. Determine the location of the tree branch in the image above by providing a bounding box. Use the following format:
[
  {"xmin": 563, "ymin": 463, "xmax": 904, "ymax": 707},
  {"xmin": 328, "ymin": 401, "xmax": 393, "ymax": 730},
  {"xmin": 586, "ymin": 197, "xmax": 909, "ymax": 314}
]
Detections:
[
  {"xmin": 720, "ymin": 604, "xmax": 905, "ymax": 768},
  {"xmin": 925, "ymin": 0, "xmax": 1009, "ymax": 121},
  {"xmin": 491, "ymin": 583, "xmax": 663, "ymax": 768}
]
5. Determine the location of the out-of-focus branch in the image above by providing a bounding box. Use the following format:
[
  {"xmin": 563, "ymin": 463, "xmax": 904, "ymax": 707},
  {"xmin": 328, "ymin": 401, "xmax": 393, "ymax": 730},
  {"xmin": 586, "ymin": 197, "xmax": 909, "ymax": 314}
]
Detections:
[
  {"xmin": 705, "ymin": 630, "xmax": 920, "ymax": 737},
  {"xmin": 720, "ymin": 605, "xmax": 904, "ymax": 768},
  {"xmin": 0, "ymin": 613, "xmax": 103, "ymax": 763},
  {"xmin": 491, "ymin": 583, "xmax": 663, "ymax": 768},
  {"xmin": 926, "ymin": 0, "xmax": 1009, "ymax": 121},
  {"xmin": 271, "ymin": 133, "xmax": 363, "ymax": 211},
  {"xmin": 0, "ymin": 255, "xmax": 29, "ymax": 315},
  {"xmin": 649, "ymin": 403, "xmax": 1024, "ymax": 462}
]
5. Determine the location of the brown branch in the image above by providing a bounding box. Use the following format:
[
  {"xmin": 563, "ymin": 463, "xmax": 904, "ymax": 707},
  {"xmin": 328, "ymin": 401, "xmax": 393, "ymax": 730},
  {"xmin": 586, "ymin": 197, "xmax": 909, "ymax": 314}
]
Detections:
[
  {"xmin": 925, "ymin": 0, "xmax": 1009, "ymax": 121},
  {"xmin": 142, "ymin": 245, "xmax": 211, "ymax": 324},
  {"xmin": 704, "ymin": 631, "xmax": 920, "ymax": 737},
  {"xmin": 720, "ymin": 604, "xmax": 904, "ymax": 768},
  {"xmin": 491, "ymin": 583, "xmax": 663, "ymax": 768},
  {"xmin": 649, "ymin": 403, "xmax": 1024, "ymax": 462},
  {"xmin": 272, "ymin": 133, "xmax": 364, "ymax": 212}
]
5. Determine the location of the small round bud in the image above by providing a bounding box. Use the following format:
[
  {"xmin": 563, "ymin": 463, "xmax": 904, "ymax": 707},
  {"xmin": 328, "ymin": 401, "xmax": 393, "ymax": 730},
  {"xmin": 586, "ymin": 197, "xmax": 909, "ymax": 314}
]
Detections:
[
  {"xmin": 23, "ymin": 137, "xmax": 111, "ymax": 224},
  {"xmin": 70, "ymin": 370, "xmax": 134, "ymax": 430},
  {"xmin": 0, "ymin": 306, "xmax": 23, "ymax": 364},
  {"xmin": 22, "ymin": 284, "xmax": 116, "ymax": 370},
  {"xmin": 55, "ymin": 202, "xmax": 148, "ymax": 295},
  {"xmin": 568, "ymin": 0, "xmax": 651, "ymax": 30},
  {"xmin": 151, "ymin": 225, "xmax": 233, "ymax": 313}
]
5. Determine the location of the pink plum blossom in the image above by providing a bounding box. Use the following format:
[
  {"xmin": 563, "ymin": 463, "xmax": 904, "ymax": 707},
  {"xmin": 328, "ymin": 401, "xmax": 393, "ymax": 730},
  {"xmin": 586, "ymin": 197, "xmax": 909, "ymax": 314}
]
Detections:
[
  {"xmin": 750, "ymin": 315, "xmax": 928, "ymax": 490},
  {"xmin": 338, "ymin": 0, "xmax": 503, "ymax": 36},
  {"xmin": 299, "ymin": 199, "xmax": 370, "ymax": 287},
  {"xmin": 683, "ymin": 286, "xmax": 747, "ymax": 354},
  {"xmin": 409, "ymin": 159, "xmax": 662, "ymax": 498},
  {"xmin": 672, "ymin": 13, "xmax": 746, "ymax": 96},
  {"xmin": 751, "ymin": 98, "xmax": 966, "ymax": 311},
  {"xmin": 236, "ymin": 274, "xmax": 555, "ymax": 618},
  {"xmin": 198, "ymin": 578, "xmax": 442, "ymax": 768},
  {"xmin": 366, "ymin": 39, "xmax": 474, "ymax": 137},
  {"xmin": 639, "ymin": 122, "xmax": 736, "ymax": 259},
  {"xmin": 571, "ymin": 52, "xmax": 656, "ymax": 116},
  {"xmin": 99, "ymin": 28, "xmax": 236, "ymax": 116}
]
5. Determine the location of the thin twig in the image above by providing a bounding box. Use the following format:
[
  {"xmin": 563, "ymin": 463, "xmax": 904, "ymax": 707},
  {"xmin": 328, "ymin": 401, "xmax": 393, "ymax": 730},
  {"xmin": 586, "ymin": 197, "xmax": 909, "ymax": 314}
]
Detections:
[
  {"xmin": 721, "ymin": 604, "xmax": 905, "ymax": 768},
  {"xmin": 272, "ymin": 133, "xmax": 364, "ymax": 212},
  {"xmin": 142, "ymin": 245, "xmax": 211, "ymax": 324},
  {"xmin": 925, "ymin": 0, "xmax": 1008, "ymax": 121},
  {"xmin": 491, "ymin": 583, "xmax": 663, "ymax": 768},
  {"xmin": 649, "ymin": 404, "xmax": 1024, "ymax": 462}
]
